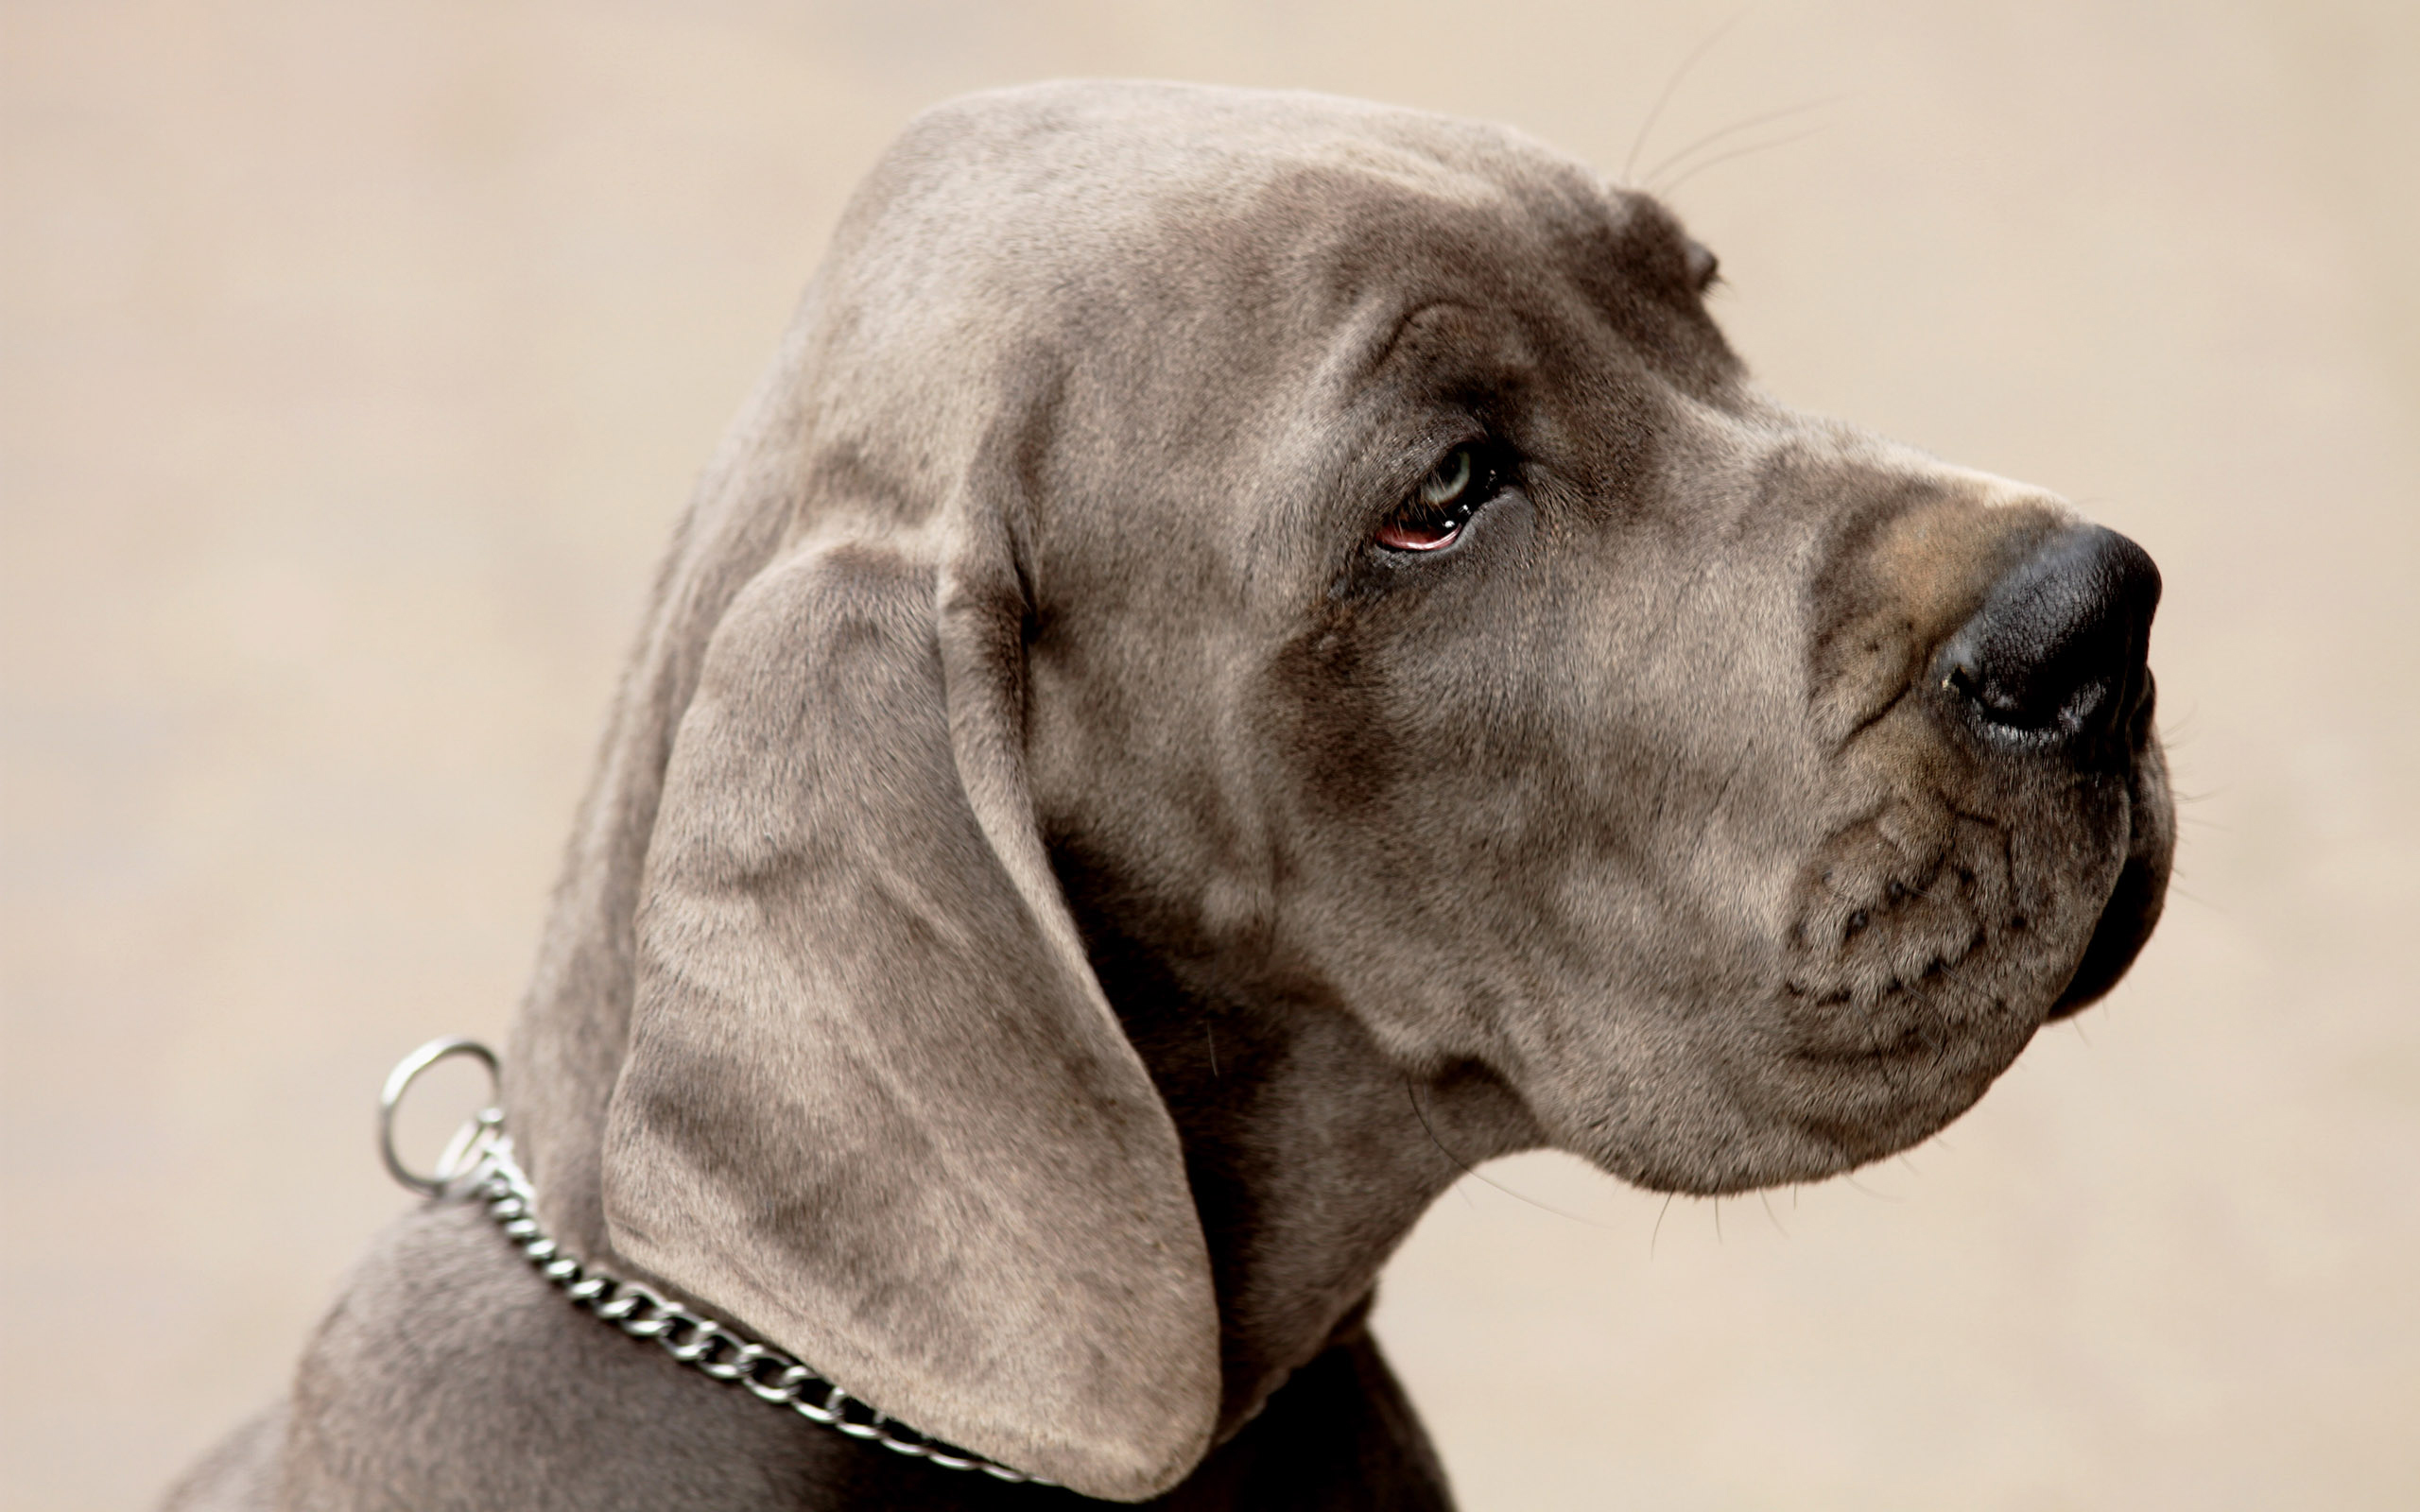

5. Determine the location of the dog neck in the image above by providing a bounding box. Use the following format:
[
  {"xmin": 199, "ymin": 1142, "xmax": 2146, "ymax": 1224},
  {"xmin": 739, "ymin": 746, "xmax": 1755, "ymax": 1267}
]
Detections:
[{"xmin": 1077, "ymin": 902, "xmax": 1546, "ymax": 1438}]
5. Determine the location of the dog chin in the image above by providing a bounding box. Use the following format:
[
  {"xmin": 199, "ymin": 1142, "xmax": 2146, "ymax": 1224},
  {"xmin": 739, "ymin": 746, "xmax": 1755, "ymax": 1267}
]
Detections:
[{"xmin": 1603, "ymin": 1005, "xmax": 2035, "ymax": 1198}]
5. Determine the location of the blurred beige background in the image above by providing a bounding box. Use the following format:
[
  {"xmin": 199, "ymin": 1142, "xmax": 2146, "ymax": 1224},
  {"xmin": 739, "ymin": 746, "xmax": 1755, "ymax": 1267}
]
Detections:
[{"xmin": 5, "ymin": 1, "xmax": 2414, "ymax": 1507}]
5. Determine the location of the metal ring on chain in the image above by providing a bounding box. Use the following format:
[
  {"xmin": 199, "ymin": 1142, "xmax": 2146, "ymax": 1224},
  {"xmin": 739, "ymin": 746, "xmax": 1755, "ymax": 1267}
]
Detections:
[
  {"xmin": 377, "ymin": 1038, "xmax": 1048, "ymax": 1487},
  {"xmin": 379, "ymin": 1037, "xmax": 502, "ymax": 1197}
]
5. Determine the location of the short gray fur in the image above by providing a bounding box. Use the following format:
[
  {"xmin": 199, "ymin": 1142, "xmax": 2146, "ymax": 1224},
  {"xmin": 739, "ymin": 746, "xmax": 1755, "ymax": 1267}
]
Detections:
[{"xmin": 162, "ymin": 79, "xmax": 2171, "ymax": 1510}]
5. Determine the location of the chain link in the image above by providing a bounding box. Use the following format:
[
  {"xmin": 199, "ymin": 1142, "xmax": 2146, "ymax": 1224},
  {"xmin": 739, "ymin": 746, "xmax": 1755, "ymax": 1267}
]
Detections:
[
  {"xmin": 433, "ymin": 1125, "xmax": 1047, "ymax": 1486},
  {"xmin": 380, "ymin": 1038, "xmax": 1047, "ymax": 1484}
]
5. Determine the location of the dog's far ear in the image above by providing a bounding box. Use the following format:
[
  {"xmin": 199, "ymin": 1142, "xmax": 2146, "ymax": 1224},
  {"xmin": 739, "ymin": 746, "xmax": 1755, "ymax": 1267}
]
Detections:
[{"xmin": 601, "ymin": 531, "xmax": 1220, "ymax": 1502}]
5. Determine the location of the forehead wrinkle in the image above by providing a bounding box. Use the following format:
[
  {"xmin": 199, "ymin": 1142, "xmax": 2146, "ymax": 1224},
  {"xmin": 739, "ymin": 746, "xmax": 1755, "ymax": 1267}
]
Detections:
[
  {"xmin": 1225, "ymin": 300, "xmax": 1395, "ymax": 615},
  {"xmin": 799, "ymin": 83, "xmax": 1674, "ymax": 485},
  {"xmin": 1310, "ymin": 180, "xmax": 1639, "ymax": 397},
  {"xmin": 968, "ymin": 98, "xmax": 1685, "ymax": 619},
  {"xmin": 1216, "ymin": 215, "xmax": 1588, "ymax": 616},
  {"xmin": 1124, "ymin": 190, "xmax": 1525, "ymax": 583},
  {"xmin": 1172, "ymin": 122, "xmax": 1617, "ymax": 329}
]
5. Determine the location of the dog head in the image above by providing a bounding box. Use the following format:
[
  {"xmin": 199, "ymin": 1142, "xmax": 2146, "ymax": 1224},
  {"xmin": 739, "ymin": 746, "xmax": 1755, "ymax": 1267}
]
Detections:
[{"xmin": 509, "ymin": 81, "xmax": 2171, "ymax": 1499}]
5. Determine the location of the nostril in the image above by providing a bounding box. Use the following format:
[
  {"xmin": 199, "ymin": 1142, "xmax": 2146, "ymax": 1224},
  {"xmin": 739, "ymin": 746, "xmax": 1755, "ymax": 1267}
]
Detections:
[{"xmin": 1938, "ymin": 525, "xmax": 2160, "ymax": 747}]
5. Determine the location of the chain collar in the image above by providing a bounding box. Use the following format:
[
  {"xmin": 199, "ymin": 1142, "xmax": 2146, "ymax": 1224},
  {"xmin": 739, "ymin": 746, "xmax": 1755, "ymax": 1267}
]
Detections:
[{"xmin": 379, "ymin": 1037, "xmax": 1050, "ymax": 1487}]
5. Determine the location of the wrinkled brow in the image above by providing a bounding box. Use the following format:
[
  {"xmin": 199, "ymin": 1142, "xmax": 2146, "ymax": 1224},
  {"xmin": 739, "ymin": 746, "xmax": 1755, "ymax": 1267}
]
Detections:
[{"xmin": 1358, "ymin": 300, "xmax": 1472, "ymax": 385}]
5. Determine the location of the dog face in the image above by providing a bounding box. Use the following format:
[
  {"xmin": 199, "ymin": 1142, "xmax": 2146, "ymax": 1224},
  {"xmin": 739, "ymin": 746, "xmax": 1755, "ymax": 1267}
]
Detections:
[
  {"xmin": 1009, "ymin": 119, "xmax": 2172, "ymax": 1198},
  {"xmin": 556, "ymin": 82, "xmax": 2171, "ymax": 1499}
]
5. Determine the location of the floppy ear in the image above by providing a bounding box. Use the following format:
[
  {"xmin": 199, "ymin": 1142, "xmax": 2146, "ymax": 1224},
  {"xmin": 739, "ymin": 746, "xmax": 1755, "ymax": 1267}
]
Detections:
[{"xmin": 600, "ymin": 526, "xmax": 1221, "ymax": 1501}]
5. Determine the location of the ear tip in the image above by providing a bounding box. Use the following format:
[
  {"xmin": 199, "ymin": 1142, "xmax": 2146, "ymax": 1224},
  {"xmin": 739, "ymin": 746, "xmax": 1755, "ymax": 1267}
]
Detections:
[
  {"xmin": 603, "ymin": 1194, "xmax": 1222, "ymax": 1500},
  {"xmin": 1022, "ymin": 1405, "xmax": 1219, "ymax": 1502},
  {"xmin": 933, "ymin": 1316, "xmax": 1224, "ymax": 1499}
]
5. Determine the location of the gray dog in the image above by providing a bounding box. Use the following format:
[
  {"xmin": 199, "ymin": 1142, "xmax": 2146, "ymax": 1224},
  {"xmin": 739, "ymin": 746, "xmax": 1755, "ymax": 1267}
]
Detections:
[{"xmin": 165, "ymin": 80, "xmax": 2172, "ymax": 1510}]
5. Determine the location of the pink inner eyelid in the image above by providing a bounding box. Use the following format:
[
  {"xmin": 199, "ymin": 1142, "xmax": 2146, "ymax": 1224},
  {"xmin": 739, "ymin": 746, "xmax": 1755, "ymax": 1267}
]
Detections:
[
  {"xmin": 1374, "ymin": 519, "xmax": 1462, "ymax": 551},
  {"xmin": 1372, "ymin": 436, "xmax": 1488, "ymax": 553}
]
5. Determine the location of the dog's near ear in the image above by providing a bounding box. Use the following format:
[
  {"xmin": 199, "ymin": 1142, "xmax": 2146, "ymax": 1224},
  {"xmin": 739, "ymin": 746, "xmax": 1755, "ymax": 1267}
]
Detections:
[{"xmin": 601, "ymin": 527, "xmax": 1221, "ymax": 1502}]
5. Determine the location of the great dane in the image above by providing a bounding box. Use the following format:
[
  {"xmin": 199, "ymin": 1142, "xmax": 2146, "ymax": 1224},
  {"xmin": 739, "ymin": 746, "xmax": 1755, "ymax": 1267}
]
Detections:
[{"xmin": 164, "ymin": 79, "xmax": 2172, "ymax": 1509}]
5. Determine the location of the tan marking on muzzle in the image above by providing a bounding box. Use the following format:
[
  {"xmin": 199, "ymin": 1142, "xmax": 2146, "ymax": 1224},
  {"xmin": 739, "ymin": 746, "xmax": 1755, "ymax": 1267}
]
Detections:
[{"xmin": 1812, "ymin": 478, "xmax": 2070, "ymax": 749}]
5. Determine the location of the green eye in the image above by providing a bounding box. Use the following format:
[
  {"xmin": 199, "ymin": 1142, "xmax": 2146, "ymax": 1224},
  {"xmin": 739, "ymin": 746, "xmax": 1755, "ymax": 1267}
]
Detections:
[
  {"xmin": 1377, "ymin": 443, "xmax": 1495, "ymax": 553},
  {"xmin": 1421, "ymin": 447, "xmax": 1473, "ymax": 507}
]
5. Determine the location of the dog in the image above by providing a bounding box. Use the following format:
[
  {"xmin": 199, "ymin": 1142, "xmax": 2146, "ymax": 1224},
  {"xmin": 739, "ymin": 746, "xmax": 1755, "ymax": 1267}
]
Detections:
[{"xmin": 163, "ymin": 79, "xmax": 2172, "ymax": 1510}]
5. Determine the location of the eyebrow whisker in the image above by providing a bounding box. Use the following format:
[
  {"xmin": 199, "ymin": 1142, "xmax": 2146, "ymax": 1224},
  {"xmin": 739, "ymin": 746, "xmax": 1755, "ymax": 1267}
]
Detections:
[
  {"xmin": 1642, "ymin": 96, "xmax": 1841, "ymax": 192},
  {"xmin": 1654, "ymin": 124, "xmax": 1836, "ymax": 198},
  {"xmin": 1621, "ymin": 6, "xmax": 1754, "ymax": 186}
]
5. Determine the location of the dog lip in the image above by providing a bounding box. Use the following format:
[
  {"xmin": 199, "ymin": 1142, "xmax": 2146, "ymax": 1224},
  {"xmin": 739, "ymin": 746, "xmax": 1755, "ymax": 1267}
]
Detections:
[
  {"xmin": 2046, "ymin": 846, "xmax": 2165, "ymax": 1018},
  {"xmin": 2049, "ymin": 719, "xmax": 2171, "ymax": 1018}
]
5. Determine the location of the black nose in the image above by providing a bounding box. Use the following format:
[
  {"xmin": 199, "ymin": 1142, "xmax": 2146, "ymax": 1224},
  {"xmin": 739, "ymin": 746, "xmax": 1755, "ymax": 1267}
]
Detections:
[{"xmin": 1938, "ymin": 525, "xmax": 2160, "ymax": 754}]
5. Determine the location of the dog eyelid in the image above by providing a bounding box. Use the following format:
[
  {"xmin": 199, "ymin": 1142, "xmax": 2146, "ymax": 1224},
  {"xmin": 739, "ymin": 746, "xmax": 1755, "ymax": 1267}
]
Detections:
[
  {"xmin": 1420, "ymin": 447, "xmax": 1473, "ymax": 506},
  {"xmin": 1374, "ymin": 441, "xmax": 1500, "ymax": 553}
]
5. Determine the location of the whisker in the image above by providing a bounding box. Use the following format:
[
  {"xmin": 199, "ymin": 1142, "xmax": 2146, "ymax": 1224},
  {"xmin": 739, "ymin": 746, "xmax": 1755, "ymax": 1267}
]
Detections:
[
  {"xmin": 1641, "ymin": 96, "xmax": 1841, "ymax": 192},
  {"xmin": 1654, "ymin": 124, "xmax": 1834, "ymax": 198},
  {"xmin": 1404, "ymin": 1079, "xmax": 1607, "ymax": 1226},
  {"xmin": 1622, "ymin": 6, "xmax": 1754, "ymax": 185},
  {"xmin": 1841, "ymin": 1170, "xmax": 1900, "ymax": 1202}
]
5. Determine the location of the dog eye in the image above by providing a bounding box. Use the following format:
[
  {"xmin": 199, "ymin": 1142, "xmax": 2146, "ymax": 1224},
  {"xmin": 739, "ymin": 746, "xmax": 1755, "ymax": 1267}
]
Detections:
[{"xmin": 1376, "ymin": 444, "xmax": 1495, "ymax": 552}]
